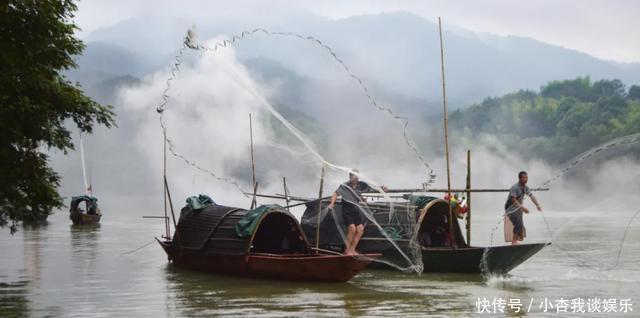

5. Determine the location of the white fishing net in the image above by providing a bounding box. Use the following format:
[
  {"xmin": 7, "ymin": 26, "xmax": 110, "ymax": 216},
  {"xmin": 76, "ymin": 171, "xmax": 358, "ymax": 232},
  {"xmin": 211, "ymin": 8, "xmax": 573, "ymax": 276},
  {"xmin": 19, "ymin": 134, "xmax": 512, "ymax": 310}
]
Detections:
[{"xmin": 146, "ymin": 28, "xmax": 446, "ymax": 274}]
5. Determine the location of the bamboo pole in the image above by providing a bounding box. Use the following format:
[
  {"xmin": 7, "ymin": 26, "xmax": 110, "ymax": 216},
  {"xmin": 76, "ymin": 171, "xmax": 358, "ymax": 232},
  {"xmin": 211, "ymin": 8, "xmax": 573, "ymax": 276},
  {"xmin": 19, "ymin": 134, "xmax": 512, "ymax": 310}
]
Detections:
[
  {"xmin": 283, "ymin": 177, "xmax": 291, "ymax": 212},
  {"xmin": 368, "ymin": 188, "xmax": 549, "ymax": 193},
  {"xmin": 466, "ymin": 149, "xmax": 471, "ymax": 246},
  {"xmin": 163, "ymin": 129, "xmax": 170, "ymax": 239},
  {"xmin": 246, "ymin": 193, "xmax": 308, "ymax": 201},
  {"xmin": 285, "ymin": 197, "xmax": 332, "ymax": 209},
  {"xmin": 316, "ymin": 166, "xmax": 326, "ymax": 249},
  {"xmin": 438, "ymin": 17, "xmax": 455, "ymax": 249},
  {"xmin": 252, "ymin": 182, "xmax": 259, "ymax": 209},
  {"xmin": 249, "ymin": 114, "xmax": 257, "ymax": 209},
  {"xmin": 164, "ymin": 176, "xmax": 178, "ymax": 230}
]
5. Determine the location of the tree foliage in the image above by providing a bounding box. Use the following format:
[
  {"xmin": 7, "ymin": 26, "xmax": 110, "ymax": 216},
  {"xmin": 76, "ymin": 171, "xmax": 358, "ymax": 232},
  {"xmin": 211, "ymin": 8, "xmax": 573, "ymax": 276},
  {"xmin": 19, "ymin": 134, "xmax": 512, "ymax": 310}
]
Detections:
[
  {"xmin": 449, "ymin": 77, "xmax": 640, "ymax": 163},
  {"xmin": 0, "ymin": 0, "xmax": 115, "ymax": 233}
]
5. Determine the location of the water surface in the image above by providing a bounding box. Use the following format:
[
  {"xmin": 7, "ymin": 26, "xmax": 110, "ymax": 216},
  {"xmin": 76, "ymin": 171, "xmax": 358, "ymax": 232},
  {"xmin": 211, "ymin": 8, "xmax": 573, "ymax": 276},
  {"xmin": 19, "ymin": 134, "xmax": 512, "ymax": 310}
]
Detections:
[{"xmin": 1, "ymin": 210, "xmax": 638, "ymax": 317}]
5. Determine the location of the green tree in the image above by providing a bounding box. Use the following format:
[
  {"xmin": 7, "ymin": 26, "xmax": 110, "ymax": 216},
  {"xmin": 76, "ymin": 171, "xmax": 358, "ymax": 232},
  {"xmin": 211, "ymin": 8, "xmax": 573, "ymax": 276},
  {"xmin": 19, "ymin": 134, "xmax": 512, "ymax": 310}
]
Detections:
[
  {"xmin": 0, "ymin": 0, "xmax": 115, "ymax": 233},
  {"xmin": 627, "ymin": 85, "xmax": 640, "ymax": 101},
  {"xmin": 447, "ymin": 77, "xmax": 640, "ymax": 163},
  {"xmin": 592, "ymin": 79, "xmax": 626, "ymax": 99},
  {"xmin": 540, "ymin": 76, "xmax": 593, "ymax": 101}
]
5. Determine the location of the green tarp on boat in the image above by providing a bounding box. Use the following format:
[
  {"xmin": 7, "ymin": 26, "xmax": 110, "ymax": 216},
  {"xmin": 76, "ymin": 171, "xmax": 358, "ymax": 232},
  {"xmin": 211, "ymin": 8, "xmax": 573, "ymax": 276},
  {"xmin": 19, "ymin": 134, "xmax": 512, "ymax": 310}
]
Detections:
[
  {"xmin": 185, "ymin": 194, "xmax": 215, "ymax": 210},
  {"xmin": 179, "ymin": 194, "xmax": 215, "ymax": 223},
  {"xmin": 235, "ymin": 204, "xmax": 282, "ymax": 238}
]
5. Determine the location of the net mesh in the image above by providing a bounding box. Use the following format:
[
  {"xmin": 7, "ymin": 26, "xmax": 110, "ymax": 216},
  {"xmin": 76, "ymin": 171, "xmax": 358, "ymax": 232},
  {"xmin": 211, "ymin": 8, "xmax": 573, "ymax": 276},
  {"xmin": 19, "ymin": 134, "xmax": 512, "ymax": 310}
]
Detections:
[
  {"xmin": 151, "ymin": 29, "xmax": 448, "ymax": 274},
  {"xmin": 300, "ymin": 184, "xmax": 424, "ymax": 272}
]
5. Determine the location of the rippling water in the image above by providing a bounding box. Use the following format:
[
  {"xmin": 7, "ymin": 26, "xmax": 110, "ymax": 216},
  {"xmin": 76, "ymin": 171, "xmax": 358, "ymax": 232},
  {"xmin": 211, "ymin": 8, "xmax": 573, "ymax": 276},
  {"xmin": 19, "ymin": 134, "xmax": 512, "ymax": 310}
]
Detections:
[{"xmin": 1, "ymin": 210, "xmax": 638, "ymax": 317}]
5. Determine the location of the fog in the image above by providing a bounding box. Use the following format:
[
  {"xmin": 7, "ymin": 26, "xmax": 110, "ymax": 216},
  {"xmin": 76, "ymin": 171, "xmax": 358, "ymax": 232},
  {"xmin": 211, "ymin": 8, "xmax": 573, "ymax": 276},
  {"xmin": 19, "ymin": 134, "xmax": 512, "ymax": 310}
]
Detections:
[{"xmin": 51, "ymin": 30, "xmax": 640, "ymax": 228}]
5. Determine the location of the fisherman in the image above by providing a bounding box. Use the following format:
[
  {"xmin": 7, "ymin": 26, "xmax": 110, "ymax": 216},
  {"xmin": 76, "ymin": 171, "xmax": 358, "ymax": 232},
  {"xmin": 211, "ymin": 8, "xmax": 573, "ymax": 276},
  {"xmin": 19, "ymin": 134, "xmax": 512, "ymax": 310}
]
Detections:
[
  {"xmin": 505, "ymin": 171, "xmax": 543, "ymax": 245},
  {"xmin": 328, "ymin": 169, "xmax": 388, "ymax": 255}
]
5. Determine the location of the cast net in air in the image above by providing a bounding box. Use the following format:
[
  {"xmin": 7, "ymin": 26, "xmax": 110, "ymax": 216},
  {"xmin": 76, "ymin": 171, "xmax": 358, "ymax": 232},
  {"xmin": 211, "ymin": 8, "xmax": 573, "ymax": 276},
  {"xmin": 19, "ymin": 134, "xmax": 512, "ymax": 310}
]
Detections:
[{"xmin": 149, "ymin": 28, "xmax": 448, "ymax": 273}]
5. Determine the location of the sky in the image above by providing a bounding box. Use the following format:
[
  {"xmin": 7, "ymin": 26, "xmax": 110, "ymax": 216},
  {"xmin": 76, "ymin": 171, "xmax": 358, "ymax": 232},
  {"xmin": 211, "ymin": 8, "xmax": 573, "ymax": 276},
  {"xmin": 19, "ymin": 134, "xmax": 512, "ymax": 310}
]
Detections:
[{"xmin": 74, "ymin": 0, "xmax": 640, "ymax": 63}]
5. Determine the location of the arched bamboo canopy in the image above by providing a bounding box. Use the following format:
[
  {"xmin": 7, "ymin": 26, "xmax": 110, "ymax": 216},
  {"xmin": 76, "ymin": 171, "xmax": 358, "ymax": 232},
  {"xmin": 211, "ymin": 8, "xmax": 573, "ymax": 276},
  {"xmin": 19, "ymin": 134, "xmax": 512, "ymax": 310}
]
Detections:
[{"xmin": 174, "ymin": 204, "xmax": 311, "ymax": 255}]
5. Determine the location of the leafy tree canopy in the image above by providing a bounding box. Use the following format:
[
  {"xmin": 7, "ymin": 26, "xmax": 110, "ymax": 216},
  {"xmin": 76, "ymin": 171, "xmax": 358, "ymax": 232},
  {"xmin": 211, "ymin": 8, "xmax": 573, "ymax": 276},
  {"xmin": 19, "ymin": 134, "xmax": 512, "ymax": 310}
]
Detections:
[
  {"xmin": 0, "ymin": 0, "xmax": 115, "ymax": 233},
  {"xmin": 449, "ymin": 77, "xmax": 640, "ymax": 163}
]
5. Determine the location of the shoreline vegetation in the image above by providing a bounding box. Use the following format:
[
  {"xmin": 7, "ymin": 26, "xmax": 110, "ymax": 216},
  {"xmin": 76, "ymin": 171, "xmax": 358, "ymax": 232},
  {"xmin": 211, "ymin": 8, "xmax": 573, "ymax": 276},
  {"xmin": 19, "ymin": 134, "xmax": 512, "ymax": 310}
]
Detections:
[{"xmin": 446, "ymin": 77, "xmax": 640, "ymax": 163}]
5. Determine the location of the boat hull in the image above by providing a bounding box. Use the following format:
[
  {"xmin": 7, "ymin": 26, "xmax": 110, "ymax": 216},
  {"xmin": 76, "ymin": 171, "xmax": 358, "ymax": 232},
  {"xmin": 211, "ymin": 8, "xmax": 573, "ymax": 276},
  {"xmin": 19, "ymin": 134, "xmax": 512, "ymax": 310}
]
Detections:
[
  {"xmin": 357, "ymin": 239, "xmax": 549, "ymax": 274},
  {"xmin": 70, "ymin": 212, "xmax": 101, "ymax": 226},
  {"xmin": 158, "ymin": 239, "xmax": 378, "ymax": 282},
  {"xmin": 422, "ymin": 243, "xmax": 549, "ymax": 273}
]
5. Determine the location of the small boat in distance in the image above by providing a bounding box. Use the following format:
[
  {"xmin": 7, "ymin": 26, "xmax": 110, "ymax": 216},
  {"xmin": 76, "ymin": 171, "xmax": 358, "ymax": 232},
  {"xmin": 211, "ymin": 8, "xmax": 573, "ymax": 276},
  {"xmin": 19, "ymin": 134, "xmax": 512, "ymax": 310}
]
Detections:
[
  {"xmin": 69, "ymin": 195, "xmax": 101, "ymax": 226},
  {"xmin": 70, "ymin": 132, "xmax": 101, "ymax": 226},
  {"xmin": 157, "ymin": 203, "xmax": 379, "ymax": 282}
]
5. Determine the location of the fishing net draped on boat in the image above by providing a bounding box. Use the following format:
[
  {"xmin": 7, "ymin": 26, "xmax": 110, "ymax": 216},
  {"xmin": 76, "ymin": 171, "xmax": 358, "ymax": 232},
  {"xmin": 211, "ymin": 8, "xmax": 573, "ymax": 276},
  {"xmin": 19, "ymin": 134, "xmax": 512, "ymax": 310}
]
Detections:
[
  {"xmin": 299, "ymin": 185, "xmax": 433, "ymax": 273},
  {"xmin": 149, "ymin": 29, "xmax": 448, "ymax": 274}
]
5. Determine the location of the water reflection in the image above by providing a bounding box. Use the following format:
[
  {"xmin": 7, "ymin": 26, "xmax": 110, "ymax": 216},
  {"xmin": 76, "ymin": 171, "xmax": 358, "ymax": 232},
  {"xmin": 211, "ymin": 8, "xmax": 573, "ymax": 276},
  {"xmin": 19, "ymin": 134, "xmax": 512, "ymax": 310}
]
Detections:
[
  {"xmin": 23, "ymin": 224, "xmax": 46, "ymax": 289},
  {"xmin": 0, "ymin": 212, "xmax": 637, "ymax": 316},
  {"xmin": 163, "ymin": 265, "xmax": 484, "ymax": 316},
  {"xmin": 0, "ymin": 280, "xmax": 30, "ymax": 318},
  {"xmin": 70, "ymin": 224, "xmax": 101, "ymax": 254},
  {"xmin": 0, "ymin": 223, "xmax": 49, "ymax": 318},
  {"xmin": 164, "ymin": 264, "xmax": 364, "ymax": 317}
]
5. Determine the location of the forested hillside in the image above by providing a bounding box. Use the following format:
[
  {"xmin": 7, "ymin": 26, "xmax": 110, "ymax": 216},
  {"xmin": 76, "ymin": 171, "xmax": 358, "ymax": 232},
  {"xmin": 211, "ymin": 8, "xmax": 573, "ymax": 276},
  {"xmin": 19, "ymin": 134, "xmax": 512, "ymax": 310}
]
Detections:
[{"xmin": 448, "ymin": 77, "xmax": 640, "ymax": 163}]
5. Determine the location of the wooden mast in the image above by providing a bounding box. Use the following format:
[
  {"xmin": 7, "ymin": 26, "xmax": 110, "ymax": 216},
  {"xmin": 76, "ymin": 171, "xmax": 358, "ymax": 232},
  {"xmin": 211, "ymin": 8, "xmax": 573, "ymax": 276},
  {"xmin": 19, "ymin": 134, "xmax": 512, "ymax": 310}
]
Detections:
[
  {"xmin": 249, "ymin": 113, "xmax": 257, "ymax": 209},
  {"xmin": 438, "ymin": 17, "xmax": 456, "ymax": 249}
]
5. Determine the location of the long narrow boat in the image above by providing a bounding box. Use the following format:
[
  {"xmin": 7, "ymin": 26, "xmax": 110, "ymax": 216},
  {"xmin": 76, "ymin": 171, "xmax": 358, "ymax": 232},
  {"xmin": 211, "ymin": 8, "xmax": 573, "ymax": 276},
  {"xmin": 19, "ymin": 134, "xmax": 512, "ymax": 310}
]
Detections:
[
  {"xmin": 301, "ymin": 197, "xmax": 548, "ymax": 274},
  {"xmin": 158, "ymin": 203, "xmax": 379, "ymax": 282}
]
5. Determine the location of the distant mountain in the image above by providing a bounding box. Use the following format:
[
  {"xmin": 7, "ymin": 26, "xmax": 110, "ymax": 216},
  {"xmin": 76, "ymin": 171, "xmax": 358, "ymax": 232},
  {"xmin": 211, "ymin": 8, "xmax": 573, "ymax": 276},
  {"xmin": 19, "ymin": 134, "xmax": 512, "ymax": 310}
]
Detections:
[{"xmin": 78, "ymin": 11, "xmax": 640, "ymax": 110}]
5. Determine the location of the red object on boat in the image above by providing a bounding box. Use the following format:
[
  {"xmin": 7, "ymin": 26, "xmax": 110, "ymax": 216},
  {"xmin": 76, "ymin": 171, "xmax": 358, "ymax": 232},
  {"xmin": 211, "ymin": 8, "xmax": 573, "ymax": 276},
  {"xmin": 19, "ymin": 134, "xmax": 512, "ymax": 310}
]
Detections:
[{"xmin": 157, "ymin": 204, "xmax": 379, "ymax": 282}]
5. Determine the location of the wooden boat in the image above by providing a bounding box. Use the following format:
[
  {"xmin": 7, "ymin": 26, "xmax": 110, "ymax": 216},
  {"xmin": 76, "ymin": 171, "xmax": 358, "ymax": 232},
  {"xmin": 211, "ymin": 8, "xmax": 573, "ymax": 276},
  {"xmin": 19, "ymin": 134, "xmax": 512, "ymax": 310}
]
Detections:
[
  {"xmin": 69, "ymin": 132, "xmax": 102, "ymax": 226},
  {"xmin": 69, "ymin": 195, "xmax": 102, "ymax": 225},
  {"xmin": 157, "ymin": 204, "xmax": 379, "ymax": 282},
  {"xmin": 301, "ymin": 196, "xmax": 548, "ymax": 274}
]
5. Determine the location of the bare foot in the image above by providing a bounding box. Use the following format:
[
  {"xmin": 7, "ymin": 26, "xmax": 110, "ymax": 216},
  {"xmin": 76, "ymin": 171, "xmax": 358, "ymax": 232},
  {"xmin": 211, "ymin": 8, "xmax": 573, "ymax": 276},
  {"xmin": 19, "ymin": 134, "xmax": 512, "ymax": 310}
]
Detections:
[{"xmin": 511, "ymin": 241, "xmax": 519, "ymax": 245}]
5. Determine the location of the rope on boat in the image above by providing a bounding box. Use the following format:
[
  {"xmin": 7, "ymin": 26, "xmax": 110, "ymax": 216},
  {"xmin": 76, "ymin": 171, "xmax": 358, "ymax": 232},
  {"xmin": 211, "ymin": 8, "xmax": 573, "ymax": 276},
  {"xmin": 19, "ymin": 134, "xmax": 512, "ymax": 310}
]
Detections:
[{"xmin": 120, "ymin": 239, "xmax": 157, "ymax": 256}]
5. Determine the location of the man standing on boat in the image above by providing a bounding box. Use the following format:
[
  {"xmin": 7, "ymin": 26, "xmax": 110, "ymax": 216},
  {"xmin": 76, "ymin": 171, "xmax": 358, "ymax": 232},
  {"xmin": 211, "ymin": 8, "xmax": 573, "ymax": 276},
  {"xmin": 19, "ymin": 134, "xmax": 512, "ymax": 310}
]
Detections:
[
  {"xmin": 328, "ymin": 169, "xmax": 387, "ymax": 255},
  {"xmin": 505, "ymin": 171, "xmax": 543, "ymax": 245}
]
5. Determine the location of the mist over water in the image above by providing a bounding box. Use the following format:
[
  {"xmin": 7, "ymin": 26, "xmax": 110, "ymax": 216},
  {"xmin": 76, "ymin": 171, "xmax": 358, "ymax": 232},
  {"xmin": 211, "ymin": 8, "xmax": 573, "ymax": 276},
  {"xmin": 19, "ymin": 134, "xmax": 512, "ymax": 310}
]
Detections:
[
  {"xmin": 4, "ymin": 19, "xmax": 640, "ymax": 316},
  {"xmin": 55, "ymin": 32, "xmax": 640, "ymax": 267}
]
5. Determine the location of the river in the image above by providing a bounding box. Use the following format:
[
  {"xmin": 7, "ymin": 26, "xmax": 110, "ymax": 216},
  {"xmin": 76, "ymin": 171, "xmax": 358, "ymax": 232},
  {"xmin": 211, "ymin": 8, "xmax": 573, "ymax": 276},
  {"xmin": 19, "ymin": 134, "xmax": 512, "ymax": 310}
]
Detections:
[{"xmin": 1, "ymin": 209, "xmax": 638, "ymax": 317}]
